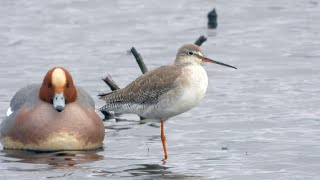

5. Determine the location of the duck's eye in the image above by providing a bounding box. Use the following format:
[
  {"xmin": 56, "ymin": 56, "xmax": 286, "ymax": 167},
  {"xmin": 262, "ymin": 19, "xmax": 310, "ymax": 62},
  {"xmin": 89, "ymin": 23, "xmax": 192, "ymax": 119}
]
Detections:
[
  {"xmin": 66, "ymin": 81, "xmax": 70, "ymax": 88},
  {"xmin": 188, "ymin": 51, "xmax": 194, "ymax": 55},
  {"xmin": 48, "ymin": 83, "xmax": 52, "ymax": 88}
]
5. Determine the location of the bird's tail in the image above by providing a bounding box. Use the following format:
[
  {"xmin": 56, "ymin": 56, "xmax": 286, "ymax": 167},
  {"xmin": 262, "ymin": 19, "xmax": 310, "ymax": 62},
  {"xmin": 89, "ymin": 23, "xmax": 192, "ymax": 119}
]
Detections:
[
  {"xmin": 98, "ymin": 91, "xmax": 115, "ymax": 99},
  {"xmin": 98, "ymin": 90, "xmax": 124, "ymax": 111}
]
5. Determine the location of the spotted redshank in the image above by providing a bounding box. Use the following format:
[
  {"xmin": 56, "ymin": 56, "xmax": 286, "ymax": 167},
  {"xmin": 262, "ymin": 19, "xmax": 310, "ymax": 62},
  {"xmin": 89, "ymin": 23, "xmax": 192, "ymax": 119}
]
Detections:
[{"xmin": 99, "ymin": 44, "xmax": 236, "ymax": 160}]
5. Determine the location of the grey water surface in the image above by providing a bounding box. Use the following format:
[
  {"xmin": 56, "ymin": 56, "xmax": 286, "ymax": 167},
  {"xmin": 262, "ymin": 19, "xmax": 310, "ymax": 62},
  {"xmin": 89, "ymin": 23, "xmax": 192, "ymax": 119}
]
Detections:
[{"xmin": 0, "ymin": 0, "xmax": 320, "ymax": 179}]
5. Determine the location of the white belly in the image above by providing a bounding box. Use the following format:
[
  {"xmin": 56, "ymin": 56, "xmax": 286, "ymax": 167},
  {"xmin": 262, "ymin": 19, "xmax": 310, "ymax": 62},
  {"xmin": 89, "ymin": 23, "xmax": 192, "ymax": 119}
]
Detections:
[{"xmin": 141, "ymin": 65, "xmax": 208, "ymax": 119}]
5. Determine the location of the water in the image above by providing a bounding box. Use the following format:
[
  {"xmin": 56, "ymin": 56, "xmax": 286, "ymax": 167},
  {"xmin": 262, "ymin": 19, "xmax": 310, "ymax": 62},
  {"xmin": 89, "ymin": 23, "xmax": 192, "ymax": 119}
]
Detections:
[{"xmin": 0, "ymin": 0, "xmax": 320, "ymax": 179}]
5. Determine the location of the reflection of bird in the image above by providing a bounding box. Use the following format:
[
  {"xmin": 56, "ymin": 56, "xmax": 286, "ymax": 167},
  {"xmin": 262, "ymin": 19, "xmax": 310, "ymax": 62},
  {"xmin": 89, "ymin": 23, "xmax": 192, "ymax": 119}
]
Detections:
[
  {"xmin": 0, "ymin": 67, "xmax": 105, "ymax": 151},
  {"xmin": 100, "ymin": 44, "xmax": 237, "ymax": 159}
]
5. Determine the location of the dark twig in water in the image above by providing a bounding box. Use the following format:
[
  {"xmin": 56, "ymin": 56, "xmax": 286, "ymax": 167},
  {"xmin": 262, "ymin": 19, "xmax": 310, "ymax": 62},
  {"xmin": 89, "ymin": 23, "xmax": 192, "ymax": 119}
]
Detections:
[
  {"xmin": 221, "ymin": 144, "xmax": 229, "ymax": 150},
  {"xmin": 194, "ymin": 35, "xmax": 207, "ymax": 46},
  {"xmin": 100, "ymin": 109, "xmax": 114, "ymax": 119},
  {"xmin": 131, "ymin": 47, "xmax": 148, "ymax": 74},
  {"xmin": 102, "ymin": 74, "xmax": 120, "ymax": 91},
  {"xmin": 207, "ymin": 8, "xmax": 218, "ymax": 29}
]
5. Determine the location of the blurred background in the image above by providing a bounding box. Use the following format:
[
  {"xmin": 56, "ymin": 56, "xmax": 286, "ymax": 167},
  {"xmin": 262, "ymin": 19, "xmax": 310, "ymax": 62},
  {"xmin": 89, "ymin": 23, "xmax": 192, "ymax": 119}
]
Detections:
[{"xmin": 0, "ymin": 0, "xmax": 319, "ymax": 179}]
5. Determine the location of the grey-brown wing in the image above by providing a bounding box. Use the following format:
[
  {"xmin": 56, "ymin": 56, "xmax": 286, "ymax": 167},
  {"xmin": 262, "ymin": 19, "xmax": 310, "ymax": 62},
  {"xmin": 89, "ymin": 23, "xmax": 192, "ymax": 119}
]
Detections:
[
  {"xmin": 76, "ymin": 87, "xmax": 95, "ymax": 109},
  {"xmin": 10, "ymin": 84, "xmax": 40, "ymax": 111},
  {"xmin": 100, "ymin": 65, "xmax": 182, "ymax": 106}
]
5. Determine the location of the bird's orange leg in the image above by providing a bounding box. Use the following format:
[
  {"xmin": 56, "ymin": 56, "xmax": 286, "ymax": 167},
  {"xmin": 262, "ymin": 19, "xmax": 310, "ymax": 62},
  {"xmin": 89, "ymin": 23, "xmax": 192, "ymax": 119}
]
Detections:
[{"xmin": 160, "ymin": 119, "xmax": 168, "ymax": 160}]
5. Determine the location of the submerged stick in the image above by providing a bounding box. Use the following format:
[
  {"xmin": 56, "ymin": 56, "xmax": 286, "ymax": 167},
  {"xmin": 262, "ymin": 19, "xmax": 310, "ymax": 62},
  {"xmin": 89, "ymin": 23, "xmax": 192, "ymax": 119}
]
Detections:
[
  {"xmin": 207, "ymin": 8, "xmax": 218, "ymax": 29},
  {"xmin": 102, "ymin": 74, "xmax": 120, "ymax": 91},
  {"xmin": 194, "ymin": 35, "xmax": 207, "ymax": 46},
  {"xmin": 131, "ymin": 47, "xmax": 148, "ymax": 74}
]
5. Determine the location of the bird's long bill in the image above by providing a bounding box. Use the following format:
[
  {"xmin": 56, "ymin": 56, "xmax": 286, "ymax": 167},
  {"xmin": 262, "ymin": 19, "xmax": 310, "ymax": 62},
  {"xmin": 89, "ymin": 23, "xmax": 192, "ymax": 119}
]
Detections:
[{"xmin": 200, "ymin": 56, "xmax": 237, "ymax": 69}]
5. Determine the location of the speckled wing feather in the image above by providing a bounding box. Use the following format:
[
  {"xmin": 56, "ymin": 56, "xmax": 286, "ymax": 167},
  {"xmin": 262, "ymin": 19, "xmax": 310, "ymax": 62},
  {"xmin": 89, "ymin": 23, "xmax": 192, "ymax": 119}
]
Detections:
[{"xmin": 99, "ymin": 65, "xmax": 182, "ymax": 111}]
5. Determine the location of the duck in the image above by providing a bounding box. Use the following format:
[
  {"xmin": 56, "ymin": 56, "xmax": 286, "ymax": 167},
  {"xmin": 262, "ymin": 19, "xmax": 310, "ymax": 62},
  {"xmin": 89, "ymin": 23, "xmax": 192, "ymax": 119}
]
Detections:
[{"xmin": 0, "ymin": 67, "xmax": 105, "ymax": 151}]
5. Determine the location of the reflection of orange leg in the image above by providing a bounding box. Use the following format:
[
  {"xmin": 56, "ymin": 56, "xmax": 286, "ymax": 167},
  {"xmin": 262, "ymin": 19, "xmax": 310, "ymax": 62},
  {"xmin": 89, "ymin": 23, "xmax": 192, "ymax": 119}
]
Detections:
[{"xmin": 160, "ymin": 119, "xmax": 168, "ymax": 160}]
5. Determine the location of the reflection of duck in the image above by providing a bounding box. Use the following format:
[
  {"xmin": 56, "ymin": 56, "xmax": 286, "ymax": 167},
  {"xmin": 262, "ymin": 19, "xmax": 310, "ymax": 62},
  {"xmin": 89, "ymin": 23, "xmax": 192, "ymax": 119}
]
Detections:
[
  {"xmin": 1, "ymin": 149, "xmax": 104, "ymax": 167},
  {"xmin": 0, "ymin": 67, "xmax": 105, "ymax": 151}
]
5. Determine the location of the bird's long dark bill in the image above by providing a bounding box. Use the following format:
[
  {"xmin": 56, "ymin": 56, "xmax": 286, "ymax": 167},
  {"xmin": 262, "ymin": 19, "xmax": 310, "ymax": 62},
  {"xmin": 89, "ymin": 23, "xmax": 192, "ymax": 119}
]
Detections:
[{"xmin": 201, "ymin": 56, "xmax": 237, "ymax": 69}]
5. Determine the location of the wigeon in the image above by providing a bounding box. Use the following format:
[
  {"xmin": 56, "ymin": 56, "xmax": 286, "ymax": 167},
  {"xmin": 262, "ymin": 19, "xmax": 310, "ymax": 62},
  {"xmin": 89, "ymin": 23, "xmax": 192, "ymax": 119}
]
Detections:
[{"xmin": 0, "ymin": 67, "xmax": 105, "ymax": 151}]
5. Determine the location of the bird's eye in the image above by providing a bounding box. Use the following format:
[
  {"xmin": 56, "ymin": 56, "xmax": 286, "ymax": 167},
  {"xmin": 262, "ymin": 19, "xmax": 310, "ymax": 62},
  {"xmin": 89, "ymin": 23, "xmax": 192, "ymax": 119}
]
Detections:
[
  {"xmin": 66, "ymin": 81, "xmax": 70, "ymax": 88},
  {"xmin": 188, "ymin": 51, "xmax": 194, "ymax": 55},
  {"xmin": 48, "ymin": 83, "xmax": 52, "ymax": 88}
]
